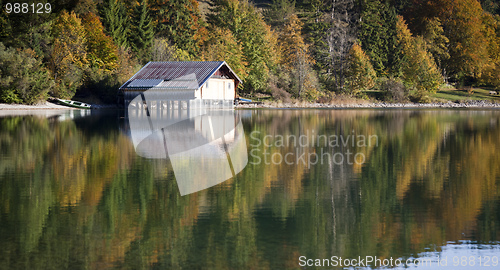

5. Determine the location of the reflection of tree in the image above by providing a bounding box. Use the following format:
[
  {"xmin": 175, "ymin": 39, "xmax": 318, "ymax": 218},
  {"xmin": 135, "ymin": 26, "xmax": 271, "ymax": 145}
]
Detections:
[
  {"xmin": 1, "ymin": 111, "xmax": 500, "ymax": 269},
  {"xmin": 358, "ymin": 111, "xmax": 500, "ymax": 258}
]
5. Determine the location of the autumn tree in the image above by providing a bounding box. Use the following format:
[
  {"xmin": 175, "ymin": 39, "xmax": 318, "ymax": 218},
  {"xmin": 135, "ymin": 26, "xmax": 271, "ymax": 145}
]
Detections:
[
  {"xmin": 406, "ymin": 0, "xmax": 489, "ymax": 82},
  {"xmin": 203, "ymin": 27, "xmax": 247, "ymax": 81},
  {"xmin": 442, "ymin": 0, "xmax": 489, "ymax": 81},
  {"xmin": 279, "ymin": 14, "xmax": 308, "ymax": 69},
  {"xmin": 344, "ymin": 43, "xmax": 377, "ymax": 95},
  {"xmin": 82, "ymin": 12, "xmax": 118, "ymax": 72},
  {"xmin": 480, "ymin": 13, "xmax": 500, "ymax": 89},
  {"xmin": 49, "ymin": 11, "xmax": 88, "ymax": 98},
  {"xmin": 397, "ymin": 16, "xmax": 442, "ymax": 98},
  {"xmin": 150, "ymin": 38, "xmax": 192, "ymax": 61},
  {"xmin": 278, "ymin": 14, "xmax": 318, "ymax": 98}
]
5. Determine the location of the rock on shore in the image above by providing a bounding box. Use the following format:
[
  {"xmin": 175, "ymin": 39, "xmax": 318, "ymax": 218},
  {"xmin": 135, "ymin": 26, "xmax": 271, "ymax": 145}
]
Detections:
[{"xmin": 237, "ymin": 100, "xmax": 500, "ymax": 109}]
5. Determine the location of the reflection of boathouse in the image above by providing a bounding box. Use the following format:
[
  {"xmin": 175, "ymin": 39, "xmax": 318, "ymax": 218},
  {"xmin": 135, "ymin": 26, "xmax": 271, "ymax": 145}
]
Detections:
[
  {"xmin": 122, "ymin": 61, "xmax": 247, "ymax": 195},
  {"xmin": 118, "ymin": 61, "xmax": 242, "ymax": 108}
]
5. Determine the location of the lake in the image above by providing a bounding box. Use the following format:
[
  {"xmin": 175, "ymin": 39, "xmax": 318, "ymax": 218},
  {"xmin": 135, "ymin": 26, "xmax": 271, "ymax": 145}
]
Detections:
[{"xmin": 1, "ymin": 108, "xmax": 499, "ymax": 269}]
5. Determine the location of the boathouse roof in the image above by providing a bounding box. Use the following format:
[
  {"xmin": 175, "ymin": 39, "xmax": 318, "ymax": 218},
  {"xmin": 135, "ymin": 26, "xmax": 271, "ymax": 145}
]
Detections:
[{"xmin": 119, "ymin": 61, "xmax": 242, "ymax": 90}]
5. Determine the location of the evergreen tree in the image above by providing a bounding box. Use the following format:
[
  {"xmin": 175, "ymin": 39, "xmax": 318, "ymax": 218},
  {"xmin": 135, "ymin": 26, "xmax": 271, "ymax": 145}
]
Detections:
[
  {"xmin": 304, "ymin": 5, "xmax": 331, "ymax": 80},
  {"xmin": 207, "ymin": 0, "xmax": 279, "ymax": 93},
  {"xmin": 480, "ymin": 0, "xmax": 500, "ymax": 15},
  {"xmin": 265, "ymin": 0, "xmax": 296, "ymax": 28},
  {"xmin": 99, "ymin": 0, "xmax": 129, "ymax": 48},
  {"xmin": 150, "ymin": 0, "xmax": 207, "ymax": 56},
  {"xmin": 129, "ymin": 0, "xmax": 154, "ymax": 62},
  {"xmin": 422, "ymin": 17, "xmax": 449, "ymax": 75},
  {"xmin": 359, "ymin": 0, "xmax": 403, "ymax": 76}
]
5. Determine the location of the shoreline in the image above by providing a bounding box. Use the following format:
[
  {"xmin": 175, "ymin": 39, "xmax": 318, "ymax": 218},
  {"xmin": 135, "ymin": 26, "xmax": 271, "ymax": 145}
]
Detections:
[
  {"xmin": 2, "ymin": 99, "xmax": 500, "ymax": 111},
  {"xmin": 237, "ymin": 99, "xmax": 500, "ymax": 109},
  {"xmin": 0, "ymin": 101, "xmax": 77, "ymax": 110}
]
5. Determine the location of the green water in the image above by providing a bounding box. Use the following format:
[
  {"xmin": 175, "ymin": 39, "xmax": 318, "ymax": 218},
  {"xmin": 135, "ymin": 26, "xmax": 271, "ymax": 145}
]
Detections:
[{"xmin": 1, "ymin": 109, "xmax": 500, "ymax": 269}]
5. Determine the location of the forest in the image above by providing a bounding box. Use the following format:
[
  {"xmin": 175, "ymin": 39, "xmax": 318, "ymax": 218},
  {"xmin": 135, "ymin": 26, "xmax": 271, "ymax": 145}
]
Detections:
[{"xmin": 0, "ymin": 0, "xmax": 500, "ymax": 104}]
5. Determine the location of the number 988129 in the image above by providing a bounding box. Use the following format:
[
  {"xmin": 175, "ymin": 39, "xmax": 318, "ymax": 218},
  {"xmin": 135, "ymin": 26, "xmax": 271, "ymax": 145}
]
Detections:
[{"xmin": 5, "ymin": 3, "xmax": 51, "ymax": 14}]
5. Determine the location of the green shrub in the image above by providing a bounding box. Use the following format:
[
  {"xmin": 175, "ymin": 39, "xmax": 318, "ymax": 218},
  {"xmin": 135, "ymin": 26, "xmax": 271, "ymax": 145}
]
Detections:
[{"xmin": 0, "ymin": 43, "xmax": 54, "ymax": 104}]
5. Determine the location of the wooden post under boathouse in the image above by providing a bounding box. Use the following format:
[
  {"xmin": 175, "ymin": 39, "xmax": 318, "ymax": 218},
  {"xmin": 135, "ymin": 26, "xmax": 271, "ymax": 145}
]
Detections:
[{"xmin": 118, "ymin": 61, "xmax": 243, "ymax": 111}]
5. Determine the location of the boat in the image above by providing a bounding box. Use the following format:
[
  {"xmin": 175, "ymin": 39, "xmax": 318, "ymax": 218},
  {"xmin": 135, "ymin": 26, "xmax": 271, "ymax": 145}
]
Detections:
[
  {"xmin": 239, "ymin": 98, "xmax": 252, "ymax": 102},
  {"xmin": 234, "ymin": 97, "xmax": 253, "ymax": 105},
  {"xmin": 56, "ymin": 99, "xmax": 92, "ymax": 109}
]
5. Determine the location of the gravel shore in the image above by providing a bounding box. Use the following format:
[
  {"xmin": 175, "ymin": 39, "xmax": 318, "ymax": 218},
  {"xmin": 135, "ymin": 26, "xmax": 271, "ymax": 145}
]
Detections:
[
  {"xmin": 0, "ymin": 101, "xmax": 75, "ymax": 110},
  {"xmin": 2, "ymin": 99, "xmax": 500, "ymax": 111},
  {"xmin": 237, "ymin": 100, "xmax": 500, "ymax": 109}
]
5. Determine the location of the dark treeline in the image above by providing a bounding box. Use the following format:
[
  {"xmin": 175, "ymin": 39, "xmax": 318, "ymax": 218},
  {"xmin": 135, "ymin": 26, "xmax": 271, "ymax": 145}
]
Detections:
[{"xmin": 0, "ymin": 0, "xmax": 499, "ymax": 104}]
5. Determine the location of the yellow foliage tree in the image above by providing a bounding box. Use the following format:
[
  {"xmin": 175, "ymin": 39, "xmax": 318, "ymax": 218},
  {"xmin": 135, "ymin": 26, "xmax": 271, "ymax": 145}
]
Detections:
[
  {"xmin": 277, "ymin": 14, "xmax": 318, "ymax": 98},
  {"xmin": 344, "ymin": 43, "xmax": 377, "ymax": 95},
  {"xmin": 202, "ymin": 27, "xmax": 248, "ymax": 82},
  {"xmin": 49, "ymin": 11, "xmax": 88, "ymax": 98},
  {"xmin": 279, "ymin": 14, "xmax": 309, "ymax": 69},
  {"xmin": 479, "ymin": 14, "xmax": 500, "ymax": 89},
  {"xmin": 82, "ymin": 12, "xmax": 118, "ymax": 73},
  {"xmin": 396, "ymin": 16, "xmax": 442, "ymax": 97}
]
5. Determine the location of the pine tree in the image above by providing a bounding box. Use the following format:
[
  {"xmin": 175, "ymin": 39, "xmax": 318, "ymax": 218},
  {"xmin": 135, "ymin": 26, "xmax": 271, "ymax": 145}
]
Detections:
[
  {"xmin": 150, "ymin": 0, "xmax": 207, "ymax": 56},
  {"xmin": 99, "ymin": 0, "xmax": 129, "ymax": 48},
  {"xmin": 265, "ymin": 0, "xmax": 296, "ymax": 28},
  {"xmin": 207, "ymin": 0, "xmax": 279, "ymax": 93},
  {"xmin": 130, "ymin": 0, "xmax": 154, "ymax": 62},
  {"xmin": 422, "ymin": 17, "xmax": 449, "ymax": 75},
  {"xmin": 359, "ymin": 0, "xmax": 403, "ymax": 76}
]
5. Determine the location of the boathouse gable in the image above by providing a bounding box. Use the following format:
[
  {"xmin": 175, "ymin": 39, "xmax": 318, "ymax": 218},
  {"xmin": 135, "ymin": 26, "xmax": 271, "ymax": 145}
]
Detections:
[{"xmin": 119, "ymin": 61, "xmax": 242, "ymax": 107}]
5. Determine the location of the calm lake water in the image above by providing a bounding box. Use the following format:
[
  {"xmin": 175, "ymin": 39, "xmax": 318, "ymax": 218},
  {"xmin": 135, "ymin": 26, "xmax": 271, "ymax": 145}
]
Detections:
[{"xmin": 1, "ymin": 108, "xmax": 500, "ymax": 269}]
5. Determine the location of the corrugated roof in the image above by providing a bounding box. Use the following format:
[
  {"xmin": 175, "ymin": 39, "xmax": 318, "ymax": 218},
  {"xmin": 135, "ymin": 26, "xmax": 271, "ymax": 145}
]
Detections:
[
  {"xmin": 120, "ymin": 61, "xmax": 242, "ymax": 90},
  {"xmin": 127, "ymin": 79, "xmax": 163, "ymax": 88}
]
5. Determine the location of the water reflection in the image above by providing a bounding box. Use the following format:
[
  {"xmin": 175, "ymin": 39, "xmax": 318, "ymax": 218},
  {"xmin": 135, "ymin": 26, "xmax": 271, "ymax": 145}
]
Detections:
[
  {"xmin": 127, "ymin": 91, "xmax": 248, "ymax": 195},
  {"xmin": 0, "ymin": 109, "xmax": 499, "ymax": 269}
]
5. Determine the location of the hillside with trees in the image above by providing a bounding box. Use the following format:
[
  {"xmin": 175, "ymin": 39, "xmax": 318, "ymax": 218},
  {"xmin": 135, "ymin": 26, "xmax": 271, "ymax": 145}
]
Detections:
[{"xmin": 0, "ymin": 0, "xmax": 499, "ymax": 104}]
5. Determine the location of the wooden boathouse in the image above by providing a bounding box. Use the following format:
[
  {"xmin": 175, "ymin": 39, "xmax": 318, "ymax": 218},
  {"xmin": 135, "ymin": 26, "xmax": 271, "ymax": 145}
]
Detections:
[{"xmin": 118, "ymin": 61, "xmax": 242, "ymax": 108}]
